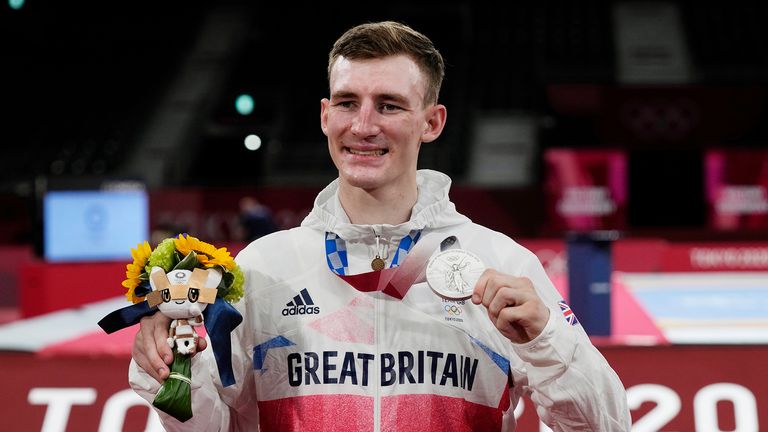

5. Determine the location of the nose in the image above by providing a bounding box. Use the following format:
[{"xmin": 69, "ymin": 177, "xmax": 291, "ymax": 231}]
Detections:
[{"xmin": 350, "ymin": 101, "xmax": 380, "ymax": 137}]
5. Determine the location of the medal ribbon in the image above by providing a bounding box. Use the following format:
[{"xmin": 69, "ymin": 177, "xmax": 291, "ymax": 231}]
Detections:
[
  {"xmin": 325, "ymin": 231, "xmax": 446, "ymax": 300},
  {"xmin": 325, "ymin": 230, "xmax": 421, "ymax": 275}
]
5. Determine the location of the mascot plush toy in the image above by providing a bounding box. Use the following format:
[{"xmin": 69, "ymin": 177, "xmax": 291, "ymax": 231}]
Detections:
[{"xmin": 148, "ymin": 267, "xmax": 219, "ymax": 354}]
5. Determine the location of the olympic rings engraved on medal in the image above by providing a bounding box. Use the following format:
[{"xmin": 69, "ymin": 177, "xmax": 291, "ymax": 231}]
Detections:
[{"xmin": 444, "ymin": 304, "xmax": 462, "ymax": 315}]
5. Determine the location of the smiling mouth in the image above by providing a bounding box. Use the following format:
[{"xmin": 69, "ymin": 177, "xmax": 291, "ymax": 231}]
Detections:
[
  {"xmin": 174, "ymin": 300, "xmax": 185, "ymax": 304},
  {"xmin": 346, "ymin": 147, "xmax": 388, "ymax": 156}
]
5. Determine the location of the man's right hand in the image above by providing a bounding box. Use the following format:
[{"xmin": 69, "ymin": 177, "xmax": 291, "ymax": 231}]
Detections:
[{"xmin": 132, "ymin": 313, "xmax": 210, "ymax": 383}]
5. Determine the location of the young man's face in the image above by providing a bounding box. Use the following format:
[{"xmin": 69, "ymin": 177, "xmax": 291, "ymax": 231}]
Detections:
[{"xmin": 321, "ymin": 54, "xmax": 445, "ymax": 193}]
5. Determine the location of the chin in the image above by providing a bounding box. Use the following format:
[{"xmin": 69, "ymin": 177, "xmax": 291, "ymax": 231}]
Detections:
[
  {"xmin": 342, "ymin": 176, "xmax": 383, "ymax": 191},
  {"xmin": 343, "ymin": 172, "xmax": 394, "ymax": 190},
  {"xmin": 338, "ymin": 166, "xmax": 386, "ymax": 188}
]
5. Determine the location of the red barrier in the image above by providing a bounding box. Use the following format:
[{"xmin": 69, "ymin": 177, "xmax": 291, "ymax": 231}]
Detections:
[
  {"xmin": 2, "ymin": 345, "xmax": 766, "ymax": 431},
  {"xmin": 19, "ymin": 261, "xmax": 126, "ymax": 318}
]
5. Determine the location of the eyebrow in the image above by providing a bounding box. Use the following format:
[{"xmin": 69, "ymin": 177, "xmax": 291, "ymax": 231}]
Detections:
[
  {"xmin": 330, "ymin": 91, "xmax": 412, "ymax": 107},
  {"xmin": 379, "ymin": 93, "xmax": 410, "ymax": 106},
  {"xmin": 330, "ymin": 91, "xmax": 357, "ymax": 100}
]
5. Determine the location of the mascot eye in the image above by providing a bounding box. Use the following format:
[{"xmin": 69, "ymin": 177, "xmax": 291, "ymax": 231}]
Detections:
[
  {"xmin": 161, "ymin": 289, "xmax": 171, "ymax": 302},
  {"xmin": 188, "ymin": 288, "xmax": 199, "ymax": 302}
]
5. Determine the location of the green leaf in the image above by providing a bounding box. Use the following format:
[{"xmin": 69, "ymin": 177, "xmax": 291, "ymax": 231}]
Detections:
[
  {"xmin": 217, "ymin": 270, "xmax": 234, "ymax": 298},
  {"xmin": 174, "ymin": 251, "xmax": 199, "ymax": 271},
  {"xmin": 152, "ymin": 350, "xmax": 193, "ymax": 422},
  {"xmin": 222, "ymin": 270, "xmax": 235, "ymax": 288}
]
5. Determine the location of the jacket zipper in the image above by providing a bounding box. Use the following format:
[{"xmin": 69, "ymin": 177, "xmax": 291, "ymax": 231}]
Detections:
[
  {"xmin": 374, "ymin": 290, "xmax": 381, "ymax": 432},
  {"xmin": 372, "ymin": 226, "xmax": 381, "ymax": 432}
]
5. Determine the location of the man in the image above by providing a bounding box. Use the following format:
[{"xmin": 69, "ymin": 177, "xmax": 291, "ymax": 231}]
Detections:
[
  {"xmin": 131, "ymin": 21, "xmax": 631, "ymax": 430},
  {"xmin": 238, "ymin": 196, "xmax": 278, "ymax": 242}
]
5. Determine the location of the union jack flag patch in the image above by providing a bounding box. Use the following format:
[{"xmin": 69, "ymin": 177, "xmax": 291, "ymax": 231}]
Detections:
[{"xmin": 558, "ymin": 300, "xmax": 578, "ymax": 326}]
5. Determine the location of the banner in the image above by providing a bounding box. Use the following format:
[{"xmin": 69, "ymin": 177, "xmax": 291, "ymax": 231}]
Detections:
[
  {"xmin": 544, "ymin": 149, "xmax": 627, "ymax": 232},
  {"xmin": 705, "ymin": 149, "xmax": 768, "ymax": 230}
]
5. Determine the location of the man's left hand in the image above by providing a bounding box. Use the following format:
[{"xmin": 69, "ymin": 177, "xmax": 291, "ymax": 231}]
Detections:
[{"xmin": 471, "ymin": 269, "xmax": 550, "ymax": 344}]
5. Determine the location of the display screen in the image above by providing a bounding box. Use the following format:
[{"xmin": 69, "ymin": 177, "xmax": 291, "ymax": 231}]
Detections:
[
  {"xmin": 43, "ymin": 190, "xmax": 149, "ymax": 262},
  {"xmin": 544, "ymin": 148, "xmax": 627, "ymax": 232},
  {"xmin": 705, "ymin": 149, "xmax": 768, "ymax": 230}
]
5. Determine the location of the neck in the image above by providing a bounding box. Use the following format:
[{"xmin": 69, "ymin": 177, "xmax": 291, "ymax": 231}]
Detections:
[{"xmin": 338, "ymin": 183, "xmax": 418, "ymax": 225}]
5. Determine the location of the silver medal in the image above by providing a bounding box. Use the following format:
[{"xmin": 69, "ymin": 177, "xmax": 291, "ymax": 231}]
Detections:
[{"xmin": 426, "ymin": 249, "xmax": 486, "ymax": 300}]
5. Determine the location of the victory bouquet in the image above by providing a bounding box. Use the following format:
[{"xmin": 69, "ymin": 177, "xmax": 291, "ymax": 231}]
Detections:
[{"xmin": 98, "ymin": 234, "xmax": 244, "ymax": 422}]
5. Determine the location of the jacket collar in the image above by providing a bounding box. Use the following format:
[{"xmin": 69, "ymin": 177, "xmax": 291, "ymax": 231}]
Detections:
[{"xmin": 301, "ymin": 169, "xmax": 468, "ymax": 241}]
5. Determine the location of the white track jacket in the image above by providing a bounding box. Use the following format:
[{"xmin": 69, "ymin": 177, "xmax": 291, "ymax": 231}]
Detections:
[{"xmin": 130, "ymin": 169, "xmax": 630, "ymax": 431}]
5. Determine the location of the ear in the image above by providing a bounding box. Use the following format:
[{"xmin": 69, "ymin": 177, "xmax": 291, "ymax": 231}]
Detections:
[
  {"xmin": 320, "ymin": 98, "xmax": 330, "ymax": 136},
  {"xmin": 149, "ymin": 267, "xmax": 167, "ymax": 291},
  {"xmin": 421, "ymin": 104, "xmax": 447, "ymax": 143},
  {"xmin": 203, "ymin": 268, "xmax": 223, "ymax": 289},
  {"xmin": 146, "ymin": 267, "xmax": 168, "ymax": 308}
]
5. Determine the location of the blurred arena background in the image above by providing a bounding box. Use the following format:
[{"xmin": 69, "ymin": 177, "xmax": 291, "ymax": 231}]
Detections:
[{"xmin": 0, "ymin": 0, "xmax": 767, "ymax": 430}]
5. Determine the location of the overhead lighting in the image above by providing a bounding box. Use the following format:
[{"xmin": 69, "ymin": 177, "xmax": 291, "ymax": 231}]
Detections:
[
  {"xmin": 235, "ymin": 94, "xmax": 254, "ymax": 116},
  {"xmin": 244, "ymin": 134, "xmax": 262, "ymax": 151}
]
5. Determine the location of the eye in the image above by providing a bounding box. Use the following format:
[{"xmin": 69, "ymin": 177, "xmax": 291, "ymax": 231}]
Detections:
[
  {"xmin": 161, "ymin": 289, "xmax": 171, "ymax": 302},
  {"xmin": 332, "ymin": 100, "xmax": 356, "ymax": 110},
  {"xmin": 188, "ymin": 288, "xmax": 199, "ymax": 302},
  {"xmin": 380, "ymin": 103, "xmax": 400, "ymax": 112}
]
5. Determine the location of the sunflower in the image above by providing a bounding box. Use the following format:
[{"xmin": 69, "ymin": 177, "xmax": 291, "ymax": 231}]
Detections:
[
  {"xmin": 122, "ymin": 240, "xmax": 152, "ymax": 303},
  {"xmin": 174, "ymin": 234, "xmax": 236, "ymax": 270}
]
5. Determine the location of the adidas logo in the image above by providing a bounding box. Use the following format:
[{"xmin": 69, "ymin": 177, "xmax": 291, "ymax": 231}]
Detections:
[{"xmin": 281, "ymin": 288, "xmax": 320, "ymax": 316}]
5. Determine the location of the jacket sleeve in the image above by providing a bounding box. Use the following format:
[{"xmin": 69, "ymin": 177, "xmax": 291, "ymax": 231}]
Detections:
[
  {"xmin": 511, "ymin": 251, "xmax": 631, "ymax": 431},
  {"xmin": 128, "ymin": 255, "xmax": 263, "ymax": 431}
]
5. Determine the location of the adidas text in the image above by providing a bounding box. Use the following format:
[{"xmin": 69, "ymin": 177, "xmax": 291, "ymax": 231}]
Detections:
[{"xmin": 282, "ymin": 305, "xmax": 320, "ymax": 316}]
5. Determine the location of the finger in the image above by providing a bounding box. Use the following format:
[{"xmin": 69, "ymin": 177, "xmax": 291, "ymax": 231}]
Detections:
[
  {"xmin": 132, "ymin": 329, "xmax": 166, "ymax": 382},
  {"xmin": 471, "ymin": 270, "xmax": 490, "ymax": 304},
  {"xmin": 495, "ymin": 306, "xmax": 532, "ymax": 343},
  {"xmin": 131, "ymin": 332, "xmax": 153, "ymax": 377},
  {"xmin": 481, "ymin": 270, "xmax": 520, "ymax": 307},
  {"xmin": 496, "ymin": 299, "xmax": 550, "ymax": 343},
  {"xmin": 145, "ymin": 330, "xmax": 170, "ymax": 381},
  {"xmin": 194, "ymin": 336, "xmax": 207, "ymax": 356},
  {"xmin": 487, "ymin": 286, "xmax": 519, "ymax": 319},
  {"xmin": 486, "ymin": 277, "xmax": 538, "ymax": 314},
  {"xmin": 495, "ymin": 302, "xmax": 533, "ymax": 328},
  {"xmin": 135, "ymin": 315, "xmax": 171, "ymax": 382},
  {"xmin": 472, "ymin": 269, "xmax": 501, "ymax": 305},
  {"xmin": 153, "ymin": 319, "xmax": 173, "ymax": 365}
]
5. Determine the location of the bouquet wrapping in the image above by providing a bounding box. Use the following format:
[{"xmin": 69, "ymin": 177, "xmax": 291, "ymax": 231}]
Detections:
[{"xmin": 153, "ymin": 349, "xmax": 193, "ymax": 421}]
